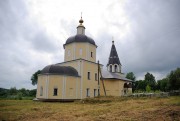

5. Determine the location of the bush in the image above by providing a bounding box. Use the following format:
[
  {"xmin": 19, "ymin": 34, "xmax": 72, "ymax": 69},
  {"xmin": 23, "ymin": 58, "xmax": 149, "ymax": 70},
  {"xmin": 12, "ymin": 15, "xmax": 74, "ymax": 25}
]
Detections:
[
  {"xmin": 146, "ymin": 85, "xmax": 151, "ymax": 92},
  {"xmin": 17, "ymin": 92, "xmax": 23, "ymax": 100}
]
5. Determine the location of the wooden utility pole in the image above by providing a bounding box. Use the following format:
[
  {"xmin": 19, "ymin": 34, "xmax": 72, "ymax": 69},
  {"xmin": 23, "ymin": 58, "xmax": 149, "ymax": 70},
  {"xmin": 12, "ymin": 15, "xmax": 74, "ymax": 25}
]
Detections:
[
  {"xmin": 98, "ymin": 60, "xmax": 106, "ymax": 96},
  {"xmin": 97, "ymin": 61, "xmax": 100, "ymax": 96}
]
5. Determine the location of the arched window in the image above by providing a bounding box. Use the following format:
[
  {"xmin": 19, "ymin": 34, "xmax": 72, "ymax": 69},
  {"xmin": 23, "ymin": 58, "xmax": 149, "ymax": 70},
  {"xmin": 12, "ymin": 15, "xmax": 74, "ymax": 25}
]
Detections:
[
  {"xmin": 115, "ymin": 65, "xmax": 117, "ymax": 72},
  {"xmin": 91, "ymin": 52, "xmax": 93, "ymax": 58},
  {"xmin": 110, "ymin": 65, "xmax": 112, "ymax": 72},
  {"xmin": 128, "ymin": 83, "xmax": 132, "ymax": 88},
  {"xmin": 40, "ymin": 86, "xmax": 43, "ymax": 96},
  {"xmin": 124, "ymin": 83, "xmax": 128, "ymax": 88}
]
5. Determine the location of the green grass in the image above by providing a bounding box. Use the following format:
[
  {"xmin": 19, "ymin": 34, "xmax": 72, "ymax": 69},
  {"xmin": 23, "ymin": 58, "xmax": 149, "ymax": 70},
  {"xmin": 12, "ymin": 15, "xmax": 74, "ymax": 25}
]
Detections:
[{"xmin": 0, "ymin": 96, "xmax": 180, "ymax": 121}]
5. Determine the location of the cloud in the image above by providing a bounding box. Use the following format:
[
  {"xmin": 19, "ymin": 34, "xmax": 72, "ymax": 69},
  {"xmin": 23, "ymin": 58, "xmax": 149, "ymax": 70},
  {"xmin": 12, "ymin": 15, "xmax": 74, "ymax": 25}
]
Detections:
[
  {"xmin": 93, "ymin": 0, "xmax": 180, "ymax": 80},
  {"xmin": 0, "ymin": 0, "xmax": 61, "ymax": 89},
  {"xmin": 0, "ymin": 0, "xmax": 180, "ymax": 89},
  {"xmin": 118, "ymin": 0, "xmax": 180, "ymax": 79}
]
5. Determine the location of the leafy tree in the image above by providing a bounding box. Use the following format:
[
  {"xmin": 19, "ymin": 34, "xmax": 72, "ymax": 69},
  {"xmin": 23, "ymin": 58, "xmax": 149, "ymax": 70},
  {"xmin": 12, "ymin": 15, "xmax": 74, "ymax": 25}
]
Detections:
[
  {"xmin": 126, "ymin": 72, "xmax": 136, "ymax": 92},
  {"xmin": 133, "ymin": 68, "xmax": 180, "ymax": 92},
  {"xmin": 19, "ymin": 88, "xmax": 29, "ymax": 97},
  {"xmin": 145, "ymin": 72, "xmax": 155, "ymax": 83},
  {"xmin": 29, "ymin": 89, "xmax": 36, "ymax": 97},
  {"xmin": 9, "ymin": 87, "xmax": 17, "ymax": 95},
  {"xmin": 168, "ymin": 68, "xmax": 180, "ymax": 90},
  {"xmin": 156, "ymin": 80, "xmax": 161, "ymax": 91},
  {"xmin": 144, "ymin": 72, "xmax": 156, "ymax": 91},
  {"xmin": 31, "ymin": 70, "xmax": 41, "ymax": 85},
  {"xmin": 0, "ymin": 87, "xmax": 36, "ymax": 99},
  {"xmin": 126, "ymin": 72, "xmax": 136, "ymax": 81},
  {"xmin": 0, "ymin": 88, "xmax": 8, "ymax": 97},
  {"xmin": 157, "ymin": 78, "xmax": 169, "ymax": 92},
  {"xmin": 135, "ymin": 80, "xmax": 147, "ymax": 91}
]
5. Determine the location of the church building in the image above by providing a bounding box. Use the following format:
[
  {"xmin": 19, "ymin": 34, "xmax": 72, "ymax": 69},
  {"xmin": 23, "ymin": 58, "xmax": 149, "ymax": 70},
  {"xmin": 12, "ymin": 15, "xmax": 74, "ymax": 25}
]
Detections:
[{"xmin": 36, "ymin": 17, "xmax": 132, "ymax": 101}]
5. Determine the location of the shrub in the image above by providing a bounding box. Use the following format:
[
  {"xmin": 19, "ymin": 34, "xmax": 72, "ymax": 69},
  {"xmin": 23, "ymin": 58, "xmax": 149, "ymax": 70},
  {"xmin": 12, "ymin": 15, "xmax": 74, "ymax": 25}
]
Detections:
[{"xmin": 146, "ymin": 85, "xmax": 151, "ymax": 92}]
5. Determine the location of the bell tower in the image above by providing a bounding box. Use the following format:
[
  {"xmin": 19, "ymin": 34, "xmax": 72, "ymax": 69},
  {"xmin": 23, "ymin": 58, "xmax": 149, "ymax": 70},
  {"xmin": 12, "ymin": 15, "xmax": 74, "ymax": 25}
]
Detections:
[{"xmin": 107, "ymin": 41, "xmax": 122, "ymax": 73}]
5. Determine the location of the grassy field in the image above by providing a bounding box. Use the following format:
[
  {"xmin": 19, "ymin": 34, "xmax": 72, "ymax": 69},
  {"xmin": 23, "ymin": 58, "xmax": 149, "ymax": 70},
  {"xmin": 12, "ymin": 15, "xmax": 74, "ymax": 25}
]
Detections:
[{"xmin": 0, "ymin": 96, "xmax": 180, "ymax": 121}]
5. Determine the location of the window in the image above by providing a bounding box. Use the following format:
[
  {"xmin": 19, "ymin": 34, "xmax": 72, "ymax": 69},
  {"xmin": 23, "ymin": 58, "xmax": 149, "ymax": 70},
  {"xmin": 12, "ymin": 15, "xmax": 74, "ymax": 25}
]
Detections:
[
  {"xmin": 88, "ymin": 72, "xmax": 90, "ymax": 80},
  {"xmin": 94, "ymin": 89, "xmax": 97, "ymax": 97},
  {"xmin": 79, "ymin": 49, "xmax": 82, "ymax": 56},
  {"xmin": 91, "ymin": 52, "xmax": 93, "ymax": 57},
  {"xmin": 53, "ymin": 88, "xmax": 58, "ymax": 96},
  {"xmin": 40, "ymin": 86, "xmax": 43, "ymax": 96},
  {"xmin": 115, "ymin": 65, "xmax": 117, "ymax": 72},
  {"xmin": 95, "ymin": 73, "xmax": 97, "ymax": 81},
  {"xmin": 86, "ymin": 88, "xmax": 90, "ymax": 97},
  {"xmin": 110, "ymin": 65, "xmax": 112, "ymax": 72}
]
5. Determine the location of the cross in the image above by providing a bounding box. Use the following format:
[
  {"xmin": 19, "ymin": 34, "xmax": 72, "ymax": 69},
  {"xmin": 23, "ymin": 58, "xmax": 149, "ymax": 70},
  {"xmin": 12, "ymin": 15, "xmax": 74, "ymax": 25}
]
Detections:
[{"xmin": 112, "ymin": 36, "xmax": 114, "ymax": 44}]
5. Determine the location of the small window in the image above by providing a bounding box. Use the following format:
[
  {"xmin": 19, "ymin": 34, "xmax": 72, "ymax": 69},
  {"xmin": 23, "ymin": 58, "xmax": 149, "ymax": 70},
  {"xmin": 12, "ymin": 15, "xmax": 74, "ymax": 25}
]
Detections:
[
  {"xmin": 115, "ymin": 65, "xmax": 118, "ymax": 72},
  {"xmin": 79, "ymin": 49, "xmax": 82, "ymax": 56},
  {"xmin": 110, "ymin": 65, "xmax": 112, "ymax": 72},
  {"xmin": 88, "ymin": 72, "xmax": 90, "ymax": 80},
  {"xmin": 95, "ymin": 73, "xmax": 97, "ymax": 81},
  {"xmin": 86, "ymin": 88, "xmax": 90, "ymax": 97},
  {"xmin": 40, "ymin": 86, "xmax": 43, "ymax": 96},
  {"xmin": 53, "ymin": 88, "xmax": 58, "ymax": 96},
  {"xmin": 91, "ymin": 52, "xmax": 93, "ymax": 58}
]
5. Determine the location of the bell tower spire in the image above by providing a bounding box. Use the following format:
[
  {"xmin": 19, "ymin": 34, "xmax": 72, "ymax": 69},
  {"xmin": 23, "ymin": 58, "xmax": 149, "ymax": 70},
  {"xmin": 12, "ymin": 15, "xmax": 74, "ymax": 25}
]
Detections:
[
  {"xmin": 77, "ymin": 13, "xmax": 85, "ymax": 35},
  {"xmin": 107, "ymin": 40, "xmax": 122, "ymax": 73}
]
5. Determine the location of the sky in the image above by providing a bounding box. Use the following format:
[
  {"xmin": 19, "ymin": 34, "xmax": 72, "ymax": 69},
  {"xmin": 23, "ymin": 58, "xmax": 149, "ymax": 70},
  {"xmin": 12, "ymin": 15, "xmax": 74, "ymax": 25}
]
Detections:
[{"xmin": 0, "ymin": 0, "xmax": 180, "ymax": 89}]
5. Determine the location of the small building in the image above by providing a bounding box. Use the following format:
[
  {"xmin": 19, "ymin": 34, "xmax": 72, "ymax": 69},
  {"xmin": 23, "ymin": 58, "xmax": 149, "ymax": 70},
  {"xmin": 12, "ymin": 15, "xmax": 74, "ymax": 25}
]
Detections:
[{"xmin": 36, "ymin": 17, "xmax": 132, "ymax": 101}]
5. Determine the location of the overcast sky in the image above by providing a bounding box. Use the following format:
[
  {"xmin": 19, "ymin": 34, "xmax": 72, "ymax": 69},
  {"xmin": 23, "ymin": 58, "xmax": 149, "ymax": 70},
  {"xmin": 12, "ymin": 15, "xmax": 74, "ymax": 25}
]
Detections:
[{"xmin": 0, "ymin": 0, "xmax": 180, "ymax": 89}]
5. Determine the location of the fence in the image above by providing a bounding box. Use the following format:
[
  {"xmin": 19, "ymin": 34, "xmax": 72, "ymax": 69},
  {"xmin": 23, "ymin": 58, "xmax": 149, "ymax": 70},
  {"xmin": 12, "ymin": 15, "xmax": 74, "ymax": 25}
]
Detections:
[{"xmin": 124, "ymin": 90, "xmax": 180, "ymax": 97}]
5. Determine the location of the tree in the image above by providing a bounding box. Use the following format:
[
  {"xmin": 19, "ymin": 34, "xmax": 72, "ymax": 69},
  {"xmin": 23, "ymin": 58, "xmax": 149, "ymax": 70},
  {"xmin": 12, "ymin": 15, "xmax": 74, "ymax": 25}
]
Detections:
[
  {"xmin": 135, "ymin": 80, "xmax": 147, "ymax": 91},
  {"xmin": 157, "ymin": 78, "xmax": 169, "ymax": 92},
  {"xmin": 9, "ymin": 87, "xmax": 17, "ymax": 95},
  {"xmin": 29, "ymin": 89, "xmax": 36, "ymax": 97},
  {"xmin": 31, "ymin": 70, "xmax": 41, "ymax": 85},
  {"xmin": 19, "ymin": 88, "xmax": 29, "ymax": 97},
  {"xmin": 144, "ymin": 72, "xmax": 156, "ymax": 91},
  {"xmin": 126, "ymin": 72, "xmax": 136, "ymax": 92},
  {"xmin": 126, "ymin": 72, "xmax": 136, "ymax": 81},
  {"xmin": 168, "ymin": 68, "xmax": 180, "ymax": 90},
  {"xmin": 0, "ymin": 88, "xmax": 8, "ymax": 97},
  {"xmin": 145, "ymin": 72, "xmax": 155, "ymax": 83}
]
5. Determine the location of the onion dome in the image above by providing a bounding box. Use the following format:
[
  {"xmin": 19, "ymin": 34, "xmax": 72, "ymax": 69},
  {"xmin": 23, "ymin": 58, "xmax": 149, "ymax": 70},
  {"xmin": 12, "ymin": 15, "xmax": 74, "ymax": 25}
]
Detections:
[
  {"xmin": 64, "ymin": 34, "xmax": 96, "ymax": 47},
  {"xmin": 64, "ymin": 16, "xmax": 97, "ymax": 47},
  {"xmin": 79, "ymin": 17, "xmax": 84, "ymax": 24}
]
